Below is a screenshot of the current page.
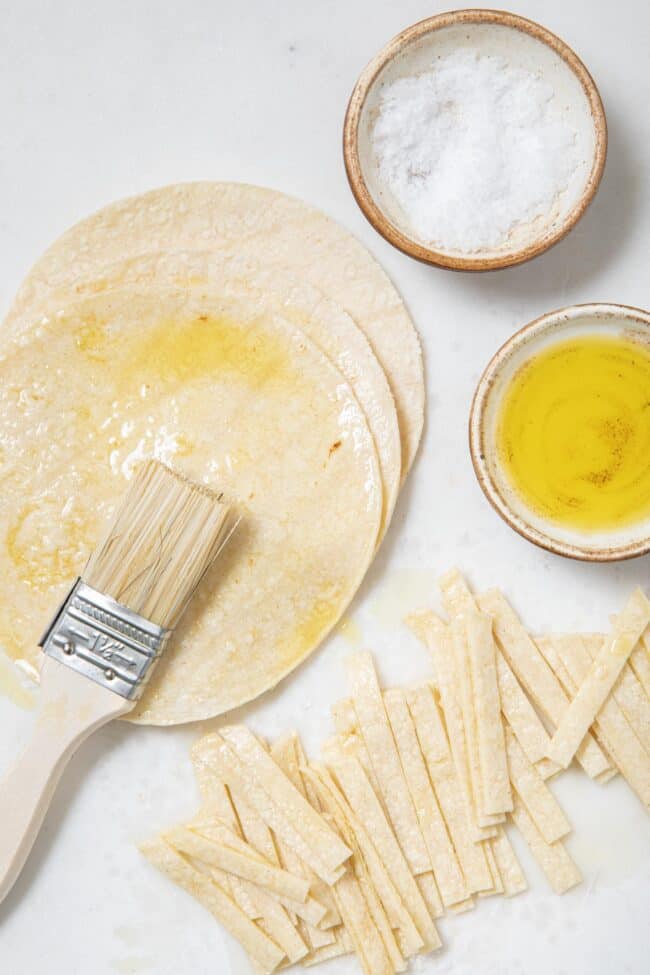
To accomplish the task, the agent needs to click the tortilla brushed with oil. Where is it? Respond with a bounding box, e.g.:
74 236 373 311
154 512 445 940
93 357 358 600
13 251 401 536
7 182 423 476
0 286 382 724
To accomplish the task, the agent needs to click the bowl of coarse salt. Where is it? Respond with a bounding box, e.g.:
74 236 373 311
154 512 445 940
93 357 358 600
343 10 607 271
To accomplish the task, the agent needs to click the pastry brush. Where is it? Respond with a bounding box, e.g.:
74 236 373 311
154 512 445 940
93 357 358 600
0 460 237 905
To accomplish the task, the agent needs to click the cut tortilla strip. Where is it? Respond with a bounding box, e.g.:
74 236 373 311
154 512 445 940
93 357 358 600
416 873 444 919
199 800 312 961
437 570 551 768
383 687 468 907
505 728 571 844
405 682 493 894
291 736 344 931
331 698 383 799
448 897 475 914
490 828 527 896
449 617 504 828
465 611 512 816
439 573 505 827
313 752 425 958
545 636 650 807
535 637 620 779
191 748 240 828
196 732 349 885
478 838 504 898
545 590 650 768
325 749 437 952
534 757 562 782
228 788 332 931
630 630 650 697
509 797 581 895
303 934 353 967
331 868 394 975
190 749 265 920
220 725 352 876
477 590 611 778
304 768 399 975
406 612 496 842
345 653 432 875
140 838 285 974
165 825 310 903
269 736 337 947
496 653 554 766
309 763 419 968
579 635 650 754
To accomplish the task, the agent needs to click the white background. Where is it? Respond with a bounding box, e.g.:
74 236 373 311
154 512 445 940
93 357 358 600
0 1 648 973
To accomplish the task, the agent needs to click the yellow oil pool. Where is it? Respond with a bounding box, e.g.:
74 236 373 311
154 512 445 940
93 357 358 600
497 333 650 531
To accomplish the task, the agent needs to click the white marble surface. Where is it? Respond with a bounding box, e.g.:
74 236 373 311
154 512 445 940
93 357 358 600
0 1 649 973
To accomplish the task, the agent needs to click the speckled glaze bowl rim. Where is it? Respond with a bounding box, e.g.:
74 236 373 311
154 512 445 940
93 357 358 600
343 8 608 272
469 302 650 562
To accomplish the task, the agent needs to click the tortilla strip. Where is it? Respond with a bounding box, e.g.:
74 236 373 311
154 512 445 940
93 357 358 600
197 736 344 886
219 725 351 876
579 635 650 753
190 750 264 919
333 870 394 975
290 737 344 932
439 574 506 828
496 652 553 763
509 797 581 895
303 935 352 967
140 838 285 973
546 590 650 768
405 683 493 894
465 611 512 816
479 839 504 897
490 828 527 896
202 796 313 962
448 897 475 914
535 637 620 777
260 736 336 932
545 636 650 807
304 770 397 975
416 873 444 919
325 748 436 949
406 612 496 842
505 728 570 844
198 732 348 885
438 571 553 770
193 820 329 931
631 630 650 697
310 763 416 969
477 590 611 778
383 687 468 907
315 749 425 957
269 737 336 948
332 698 384 800
449 617 504 827
165 825 309 903
345 653 432 875
534 758 562 782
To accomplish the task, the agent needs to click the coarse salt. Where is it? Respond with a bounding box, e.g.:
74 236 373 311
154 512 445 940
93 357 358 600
371 49 581 252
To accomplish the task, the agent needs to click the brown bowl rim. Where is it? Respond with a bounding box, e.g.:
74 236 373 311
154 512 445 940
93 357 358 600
468 302 650 561
343 8 608 272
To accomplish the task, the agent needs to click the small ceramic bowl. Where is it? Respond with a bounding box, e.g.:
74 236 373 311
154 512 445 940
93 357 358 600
343 10 607 271
469 303 650 561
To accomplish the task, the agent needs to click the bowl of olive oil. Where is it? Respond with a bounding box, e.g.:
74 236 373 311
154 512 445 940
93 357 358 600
470 303 650 561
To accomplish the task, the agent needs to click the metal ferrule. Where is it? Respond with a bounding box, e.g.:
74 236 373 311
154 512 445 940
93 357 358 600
39 579 171 701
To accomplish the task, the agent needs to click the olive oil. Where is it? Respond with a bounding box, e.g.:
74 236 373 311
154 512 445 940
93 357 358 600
497 333 650 531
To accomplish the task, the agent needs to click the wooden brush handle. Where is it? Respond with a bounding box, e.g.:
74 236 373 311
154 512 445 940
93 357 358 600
0 656 131 906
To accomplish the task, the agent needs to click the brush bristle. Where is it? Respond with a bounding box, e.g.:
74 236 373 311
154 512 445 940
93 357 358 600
83 461 237 628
